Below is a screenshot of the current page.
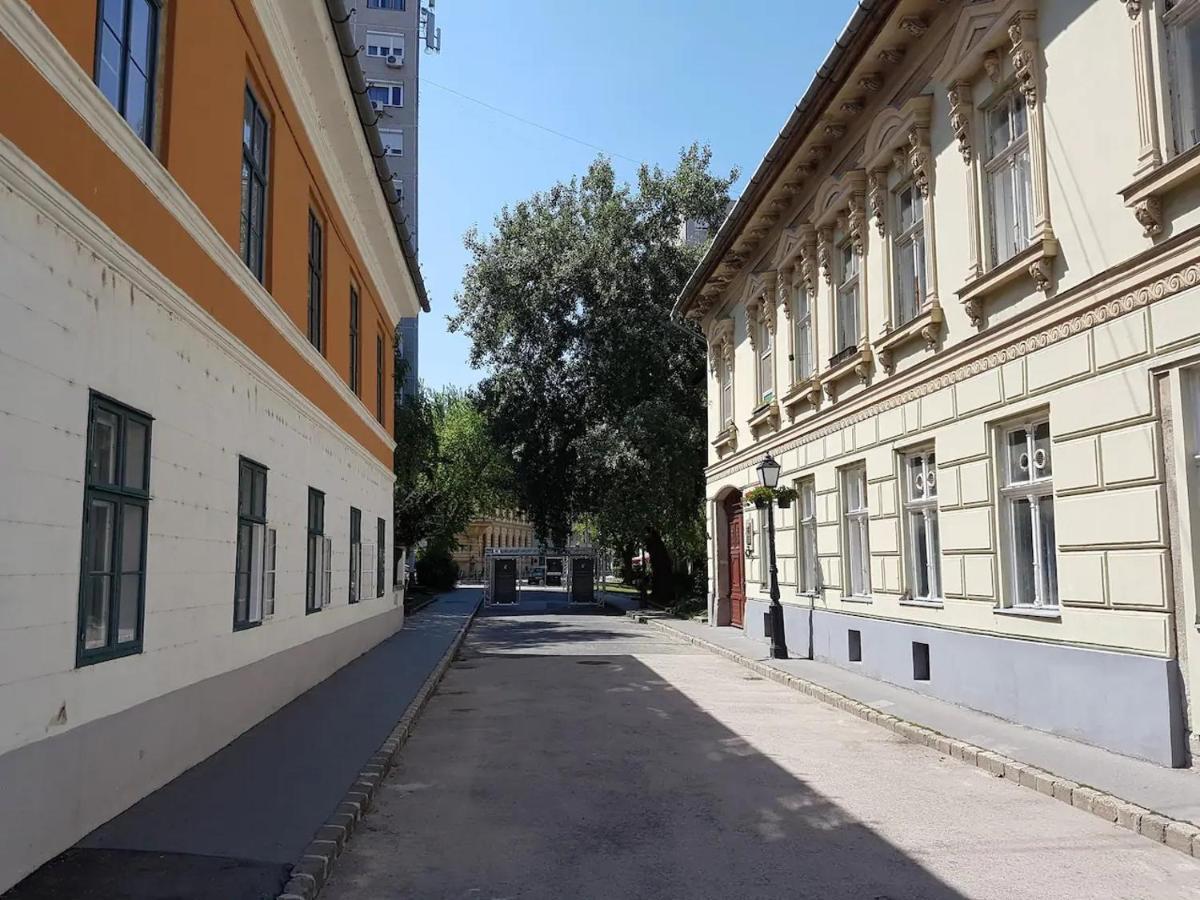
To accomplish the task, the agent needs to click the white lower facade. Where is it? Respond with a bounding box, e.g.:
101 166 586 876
0 143 403 889
706 249 1200 769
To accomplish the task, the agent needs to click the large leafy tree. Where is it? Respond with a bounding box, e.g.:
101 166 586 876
394 383 512 558
452 145 735 604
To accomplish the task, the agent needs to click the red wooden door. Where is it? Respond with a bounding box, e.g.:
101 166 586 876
726 494 746 628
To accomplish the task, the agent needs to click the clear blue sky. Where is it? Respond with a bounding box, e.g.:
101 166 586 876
416 0 855 390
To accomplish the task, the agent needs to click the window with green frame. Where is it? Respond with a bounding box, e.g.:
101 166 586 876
234 457 272 630
377 517 386 597
78 393 152 665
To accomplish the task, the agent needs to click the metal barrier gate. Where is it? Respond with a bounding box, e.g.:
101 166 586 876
569 555 594 604
484 547 599 606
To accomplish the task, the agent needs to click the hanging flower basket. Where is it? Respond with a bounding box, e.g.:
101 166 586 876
746 486 775 510
774 487 798 509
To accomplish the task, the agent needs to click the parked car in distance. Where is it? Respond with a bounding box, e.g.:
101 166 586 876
527 565 545 585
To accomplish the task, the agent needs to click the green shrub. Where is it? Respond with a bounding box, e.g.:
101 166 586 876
416 546 459 591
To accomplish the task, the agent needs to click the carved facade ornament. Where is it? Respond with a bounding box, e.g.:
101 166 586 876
823 121 847 140
1009 18 1038 107
878 47 906 66
1121 0 1142 19
848 194 867 256
947 84 973 163
778 265 794 318
769 197 791 213
964 297 984 327
908 127 932 198
868 170 887 237
899 15 928 37
983 50 1002 83
859 73 884 93
817 228 833 285
809 144 831 160
1029 257 1053 293
745 300 761 352
841 98 866 116
707 318 734 375
799 231 819 297
892 147 908 174
793 161 817 179
1134 197 1163 237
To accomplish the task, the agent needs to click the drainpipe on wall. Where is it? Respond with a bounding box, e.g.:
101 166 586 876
324 0 430 313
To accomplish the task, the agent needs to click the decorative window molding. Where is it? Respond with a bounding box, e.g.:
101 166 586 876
936 2 1056 322
860 95 944 365
743 271 779 414
902 449 942 603
773 226 822 414
997 417 1059 609
708 317 738 456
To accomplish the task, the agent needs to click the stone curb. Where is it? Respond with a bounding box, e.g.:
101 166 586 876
275 598 483 900
633 613 1200 861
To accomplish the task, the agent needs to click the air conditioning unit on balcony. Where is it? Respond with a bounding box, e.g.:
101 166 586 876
386 147 402 156
370 100 383 113
385 53 403 68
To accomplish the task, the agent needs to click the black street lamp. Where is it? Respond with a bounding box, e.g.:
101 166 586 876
757 452 788 660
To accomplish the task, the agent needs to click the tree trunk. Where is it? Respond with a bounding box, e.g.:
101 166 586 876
618 541 636 584
644 527 676 607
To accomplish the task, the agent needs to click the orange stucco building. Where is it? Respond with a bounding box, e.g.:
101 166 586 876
0 0 426 888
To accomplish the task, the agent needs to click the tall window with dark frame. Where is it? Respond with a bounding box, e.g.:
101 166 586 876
307 212 324 351
349 507 362 604
349 285 361 395
95 0 160 146
78 394 151 664
376 333 385 424
240 88 269 282
306 488 331 613
377 517 386 597
234 458 270 629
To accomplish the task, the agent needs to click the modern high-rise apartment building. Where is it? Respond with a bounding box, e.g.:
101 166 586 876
0 0 427 889
356 0 423 396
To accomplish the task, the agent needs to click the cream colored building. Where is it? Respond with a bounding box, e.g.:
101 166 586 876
452 510 538 580
677 0 1200 767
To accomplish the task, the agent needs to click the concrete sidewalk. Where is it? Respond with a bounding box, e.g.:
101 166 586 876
5 591 480 900
641 615 1200 838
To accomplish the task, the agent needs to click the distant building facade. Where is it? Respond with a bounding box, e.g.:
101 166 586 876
453 510 537 580
678 0 1200 769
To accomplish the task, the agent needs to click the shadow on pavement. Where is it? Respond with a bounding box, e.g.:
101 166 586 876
322 618 969 900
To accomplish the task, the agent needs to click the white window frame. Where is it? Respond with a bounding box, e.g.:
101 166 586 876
365 30 405 60
835 240 859 357
902 450 941 602
1166 0 1200 155
999 418 1058 609
793 284 813 382
892 182 926 326
841 465 871 598
758 317 775 404
984 90 1034 268
795 478 819 595
368 82 404 109
380 128 404 159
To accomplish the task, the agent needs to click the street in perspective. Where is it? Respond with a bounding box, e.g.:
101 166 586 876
6 1 1200 899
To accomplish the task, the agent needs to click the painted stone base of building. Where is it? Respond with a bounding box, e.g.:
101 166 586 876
734 598 1186 768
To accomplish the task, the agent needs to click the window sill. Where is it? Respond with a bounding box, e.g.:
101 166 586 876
840 594 874 605
1120 143 1200 238
747 400 780 436
233 619 263 632
711 423 738 455
874 303 944 373
899 598 944 609
781 377 823 415
818 346 873 401
992 605 1061 621
76 642 143 668
957 238 1058 327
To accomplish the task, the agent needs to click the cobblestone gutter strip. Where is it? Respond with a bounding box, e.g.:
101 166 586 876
633 613 1200 860
277 599 483 900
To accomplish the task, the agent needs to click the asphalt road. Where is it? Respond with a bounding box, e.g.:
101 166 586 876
322 602 1200 900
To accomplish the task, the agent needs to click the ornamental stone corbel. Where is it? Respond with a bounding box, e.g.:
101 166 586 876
761 272 779 335
746 301 760 352
983 50 1002 83
817 228 833 284
854 349 872 384
1009 16 1038 107
948 83 973 164
877 346 895 374
848 193 867 256
798 226 819 296
868 170 888 237
965 297 984 328
908 126 932 198
1134 197 1163 237
778 265 795 319
1028 256 1053 293
1121 0 1142 19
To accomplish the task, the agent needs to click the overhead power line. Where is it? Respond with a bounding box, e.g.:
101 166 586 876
422 78 643 166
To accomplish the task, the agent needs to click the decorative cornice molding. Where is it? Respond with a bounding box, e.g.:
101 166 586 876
0 138 397 476
706 255 1200 481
